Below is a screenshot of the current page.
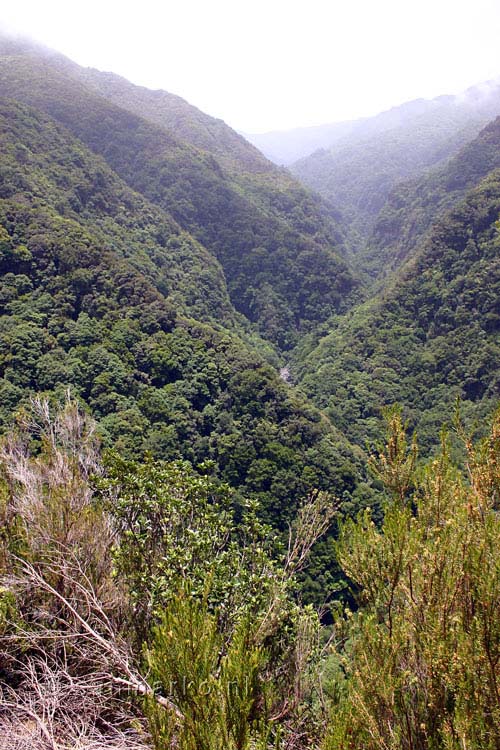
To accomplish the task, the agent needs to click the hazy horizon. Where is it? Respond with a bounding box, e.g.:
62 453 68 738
1 0 500 133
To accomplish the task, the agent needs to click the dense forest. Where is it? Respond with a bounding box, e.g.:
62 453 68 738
295 136 500 451
289 85 500 262
0 33 499 750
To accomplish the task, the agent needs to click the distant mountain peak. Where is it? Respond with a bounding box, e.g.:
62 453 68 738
246 79 500 165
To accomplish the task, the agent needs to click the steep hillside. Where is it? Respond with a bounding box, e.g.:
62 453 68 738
1 32 500 750
0 99 236 328
0 95 370 546
0 32 273 174
362 116 500 279
295 167 500 451
72 69 274 175
0 35 357 350
291 85 500 248
69 62 353 299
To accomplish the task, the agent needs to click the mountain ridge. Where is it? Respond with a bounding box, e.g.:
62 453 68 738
293 121 500 450
290 87 500 246
0 35 358 349
362 114 500 280
0 93 368 536
245 80 500 165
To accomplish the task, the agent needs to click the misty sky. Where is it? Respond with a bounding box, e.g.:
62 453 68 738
2 0 500 133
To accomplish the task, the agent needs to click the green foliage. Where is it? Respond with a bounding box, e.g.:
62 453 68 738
0 96 367 562
0 97 235 327
296 167 500 453
0 45 357 349
1 396 499 749
364 116 500 279
325 411 500 750
92 414 333 748
98 453 280 637
292 93 500 254
2 31 500 750
144 592 277 750
0 72 370 603
0 396 333 747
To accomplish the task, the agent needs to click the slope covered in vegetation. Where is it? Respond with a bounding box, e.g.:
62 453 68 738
295 161 500 451
363 115 500 279
291 86 500 250
247 92 500 165
0 31 499 750
0 96 368 532
1 399 498 750
325 409 500 750
0 36 357 349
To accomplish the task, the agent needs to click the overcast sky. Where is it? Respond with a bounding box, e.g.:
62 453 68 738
2 0 500 133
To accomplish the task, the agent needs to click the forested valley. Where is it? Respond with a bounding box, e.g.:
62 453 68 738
0 34 499 750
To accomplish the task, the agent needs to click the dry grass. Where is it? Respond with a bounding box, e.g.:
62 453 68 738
0 657 150 750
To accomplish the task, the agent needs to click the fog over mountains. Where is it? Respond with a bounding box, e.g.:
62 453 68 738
0 30 500 749
245 78 500 164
